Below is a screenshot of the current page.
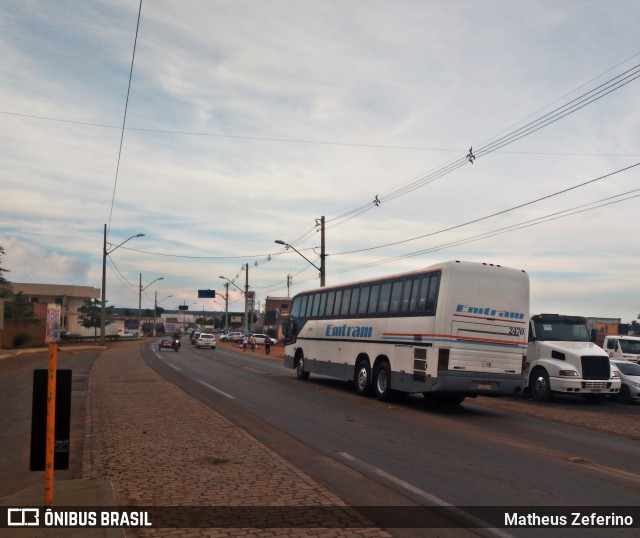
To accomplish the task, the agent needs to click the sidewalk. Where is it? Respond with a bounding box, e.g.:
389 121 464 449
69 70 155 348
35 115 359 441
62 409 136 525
4 341 392 537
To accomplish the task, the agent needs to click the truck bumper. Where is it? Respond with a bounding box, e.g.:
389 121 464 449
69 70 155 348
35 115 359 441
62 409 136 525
551 377 620 394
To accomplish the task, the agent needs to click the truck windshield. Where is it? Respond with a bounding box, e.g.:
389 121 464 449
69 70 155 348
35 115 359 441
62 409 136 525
533 319 590 342
620 340 640 354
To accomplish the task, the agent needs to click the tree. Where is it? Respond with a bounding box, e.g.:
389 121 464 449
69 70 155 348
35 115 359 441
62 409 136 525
78 299 113 340
0 245 11 298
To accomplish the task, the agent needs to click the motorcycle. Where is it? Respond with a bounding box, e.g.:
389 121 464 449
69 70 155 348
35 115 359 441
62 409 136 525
171 336 181 351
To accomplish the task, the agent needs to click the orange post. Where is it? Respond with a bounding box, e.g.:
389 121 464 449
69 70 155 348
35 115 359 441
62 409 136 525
44 343 57 507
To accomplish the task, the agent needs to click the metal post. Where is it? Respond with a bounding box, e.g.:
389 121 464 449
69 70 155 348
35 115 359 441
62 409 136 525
100 224 107 344
44 343 57 507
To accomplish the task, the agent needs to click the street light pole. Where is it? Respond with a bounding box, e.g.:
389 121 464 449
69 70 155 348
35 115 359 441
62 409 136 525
100 224 144 344
138 275 164 338
219 275 246 332
275 222 326 287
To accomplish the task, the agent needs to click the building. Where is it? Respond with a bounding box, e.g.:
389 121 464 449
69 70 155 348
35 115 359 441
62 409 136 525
264 296 292 340
8 283 100 336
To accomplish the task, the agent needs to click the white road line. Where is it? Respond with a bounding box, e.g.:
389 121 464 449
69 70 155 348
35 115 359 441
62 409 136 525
338 451 513 538
167 363 181 372
197 380 236 400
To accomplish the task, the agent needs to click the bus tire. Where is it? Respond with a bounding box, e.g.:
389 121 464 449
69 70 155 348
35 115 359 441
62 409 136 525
374 362 394 401
355 360 373 396
530 369 553 402
296 355 310 380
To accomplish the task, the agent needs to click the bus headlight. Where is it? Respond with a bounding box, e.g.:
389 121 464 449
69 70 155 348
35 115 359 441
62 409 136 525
559 369 578 377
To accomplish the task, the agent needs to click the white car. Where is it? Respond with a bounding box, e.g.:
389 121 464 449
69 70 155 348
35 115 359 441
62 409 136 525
611 360 640 404
196 333 216 349
251 334 278 345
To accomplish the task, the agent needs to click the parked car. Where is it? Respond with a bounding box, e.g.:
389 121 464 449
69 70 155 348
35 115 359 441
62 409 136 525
196 333 216 349
611 360 640 404
220 331 243 342
250 333 278 345
190 331 201 345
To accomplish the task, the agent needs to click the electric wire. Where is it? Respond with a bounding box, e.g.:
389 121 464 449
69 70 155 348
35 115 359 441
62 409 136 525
106 0 143 239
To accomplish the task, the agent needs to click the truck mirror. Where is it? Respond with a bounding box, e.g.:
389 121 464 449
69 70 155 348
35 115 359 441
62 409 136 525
589 328 597 343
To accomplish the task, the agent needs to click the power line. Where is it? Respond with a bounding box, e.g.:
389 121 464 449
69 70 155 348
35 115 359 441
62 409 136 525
331 161 640 256
331 188 640 276
107 0 143 238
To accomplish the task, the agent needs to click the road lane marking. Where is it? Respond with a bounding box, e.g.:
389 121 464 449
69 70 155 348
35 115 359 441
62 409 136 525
338 451 513 538
167 363 181 372
197 380 235 400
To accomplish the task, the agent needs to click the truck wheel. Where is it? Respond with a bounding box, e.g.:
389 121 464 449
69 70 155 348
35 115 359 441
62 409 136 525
531 369 553 402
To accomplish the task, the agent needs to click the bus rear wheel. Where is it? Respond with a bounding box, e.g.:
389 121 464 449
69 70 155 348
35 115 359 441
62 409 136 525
355 360 373 396
296 355 310 380
374 362 394 401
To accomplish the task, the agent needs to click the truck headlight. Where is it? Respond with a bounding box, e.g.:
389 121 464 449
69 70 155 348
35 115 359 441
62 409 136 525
611 370 620 378
559 370 578 377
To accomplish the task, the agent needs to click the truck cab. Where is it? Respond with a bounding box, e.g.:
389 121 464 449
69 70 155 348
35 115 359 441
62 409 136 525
603 335 640 363
524 314 620 402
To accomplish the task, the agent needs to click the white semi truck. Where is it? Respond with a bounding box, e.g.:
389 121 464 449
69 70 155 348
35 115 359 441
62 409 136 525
524 314 620 402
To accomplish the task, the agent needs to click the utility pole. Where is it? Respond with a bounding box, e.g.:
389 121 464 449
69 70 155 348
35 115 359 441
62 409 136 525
244 263 249 334
319 215 326 287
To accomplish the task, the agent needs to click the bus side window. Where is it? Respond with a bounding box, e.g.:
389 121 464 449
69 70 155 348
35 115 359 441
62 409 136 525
367 284 380 314
326 291 336 318
349 287 360 315
358 286 371 314
340 288 352 317
306 294 316 318
389 280 403 314
417 276 430 312
311 293 321 317
400 279 413 313
407 277 420 312
318 292 327 317
426 274 439 314
333 290 343 316
378 282 391 314
300 296 308 318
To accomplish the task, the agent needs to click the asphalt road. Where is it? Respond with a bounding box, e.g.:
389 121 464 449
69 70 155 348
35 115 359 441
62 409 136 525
143 340 640 537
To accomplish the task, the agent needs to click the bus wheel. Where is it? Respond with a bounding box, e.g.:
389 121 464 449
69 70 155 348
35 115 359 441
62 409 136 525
374 362 393 401
530 369 553 402
296 355 310 380
355 360 373 396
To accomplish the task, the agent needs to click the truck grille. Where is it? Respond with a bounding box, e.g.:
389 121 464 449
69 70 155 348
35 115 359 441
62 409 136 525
580 356 610 380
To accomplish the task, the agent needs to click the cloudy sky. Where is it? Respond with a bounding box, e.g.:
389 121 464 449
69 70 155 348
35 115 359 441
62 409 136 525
1 0 639 322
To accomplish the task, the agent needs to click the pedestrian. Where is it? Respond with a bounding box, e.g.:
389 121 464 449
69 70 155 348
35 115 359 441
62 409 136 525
264 337 271 355
242 334 248 351
249 334 256 351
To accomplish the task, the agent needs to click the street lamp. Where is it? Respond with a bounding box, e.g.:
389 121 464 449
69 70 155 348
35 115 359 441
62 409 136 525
275 239 325 287
220 272 249 334
138 275 164 338
100 224 144 344
154 293 172 336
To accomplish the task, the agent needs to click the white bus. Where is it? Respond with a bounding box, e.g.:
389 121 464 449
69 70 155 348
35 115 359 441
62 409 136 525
283 260 529 404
